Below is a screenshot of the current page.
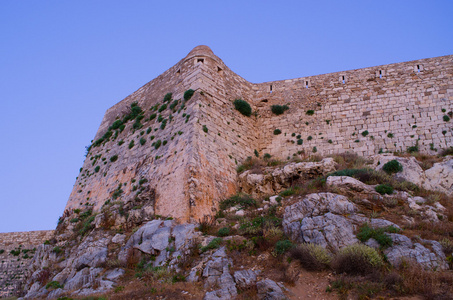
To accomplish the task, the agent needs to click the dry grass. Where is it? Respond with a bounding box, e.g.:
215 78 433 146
395 261 453 298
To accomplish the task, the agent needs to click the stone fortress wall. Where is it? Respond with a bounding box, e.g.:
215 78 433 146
254 55 453 159
64 46 261 222
64 45 452 225
0 230 54 297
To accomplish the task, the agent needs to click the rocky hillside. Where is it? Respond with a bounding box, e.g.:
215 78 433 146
18 150 453 299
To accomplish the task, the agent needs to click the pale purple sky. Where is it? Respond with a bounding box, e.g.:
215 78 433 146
1 0 452 232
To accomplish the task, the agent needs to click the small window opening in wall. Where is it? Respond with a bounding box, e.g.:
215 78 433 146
197 58 204 63
217 66 223 74
270 85 273 93
417 65 420 73
342 76 345 84
176 69 180 74
305 81 309 88
379 70 382 78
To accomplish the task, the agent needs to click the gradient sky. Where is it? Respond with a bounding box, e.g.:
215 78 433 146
0 1 452 233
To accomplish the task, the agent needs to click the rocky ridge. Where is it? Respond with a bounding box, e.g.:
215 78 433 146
16 153 453 299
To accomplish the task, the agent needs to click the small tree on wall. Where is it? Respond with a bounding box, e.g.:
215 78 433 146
233 99 252 117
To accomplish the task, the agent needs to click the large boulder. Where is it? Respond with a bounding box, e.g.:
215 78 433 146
423 158 453 196
372 154 425 186
283 193 363 251
384 234 448 270
118 219 199 269
256 279 287 300
239 158 337 197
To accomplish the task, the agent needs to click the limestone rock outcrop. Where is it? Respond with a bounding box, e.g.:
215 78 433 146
238 158 337 197
372 154 453 196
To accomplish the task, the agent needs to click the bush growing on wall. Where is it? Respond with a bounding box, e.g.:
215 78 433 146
233 99 252 117
184 89 195 101
271 104 289 115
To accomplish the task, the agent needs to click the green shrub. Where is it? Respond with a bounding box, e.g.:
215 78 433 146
375 184 394 195
233 99 252 117
297 139 303 145
45 281 63 290
160 119 167 130
94 166 100 173
273 129 282 135
217 227 231 237
263 153 272 160
387 133 394 138
275 240 293 255
149 113 157 121
201 238 222 252
128 140 135 149
332 244 383 275
110 155 118 162
140 138 146 145
280 187 296 197
313 146 317 153
184 89 195 101
306 110 315 115
154 140 162 149
382 160 403 174
79 215 95 236
109 119 124 131
0 249 4 254
361 130 369 137
220 194 257 210
52 246 63 255
271 105 289 115
169 100 179 111
289 243 332 271
163 140 167 145
307 136 313 140
443 115 451 122
407 144 419 153
202 125 208 133
163 93 172 102
254 149 259 157
356 223 398 248
158 104 167 112
328 139 333 144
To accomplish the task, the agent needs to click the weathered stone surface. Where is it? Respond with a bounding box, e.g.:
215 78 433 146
0 230 54 298
72 238 108 270
326 176 378 195
256 279 287 300
384 234 448 270
424 158 453 196
239 158 337 197
283 193 362 251
373 154 426 186
233 270 257 289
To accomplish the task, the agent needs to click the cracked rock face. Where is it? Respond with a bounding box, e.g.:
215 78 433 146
384 234 448 270
24 219 200 299
238 158 337 197
424 158 453 196
372 154 453 196
283 193 362 251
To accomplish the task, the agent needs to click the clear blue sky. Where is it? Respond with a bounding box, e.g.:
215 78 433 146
0 1 452 232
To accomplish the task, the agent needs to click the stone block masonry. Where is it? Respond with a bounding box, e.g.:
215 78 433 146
256 55 453 158
62 45 452 225
0 230 54 297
